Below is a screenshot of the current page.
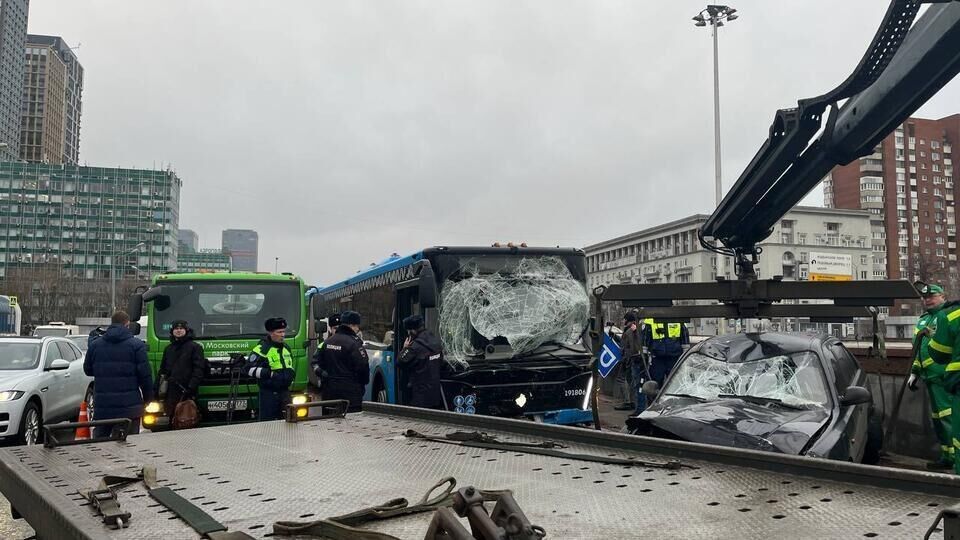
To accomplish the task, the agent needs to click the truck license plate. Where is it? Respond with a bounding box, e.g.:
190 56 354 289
207 400 247 412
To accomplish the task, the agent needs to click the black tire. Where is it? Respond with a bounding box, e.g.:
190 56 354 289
862 409 883 465
17 401 43 446
84 384 95 421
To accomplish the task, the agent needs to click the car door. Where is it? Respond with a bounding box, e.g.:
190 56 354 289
825 340 869 461
58 341 88 416
40 341 70 421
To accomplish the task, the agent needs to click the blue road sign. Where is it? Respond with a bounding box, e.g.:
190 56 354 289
598 333 622 379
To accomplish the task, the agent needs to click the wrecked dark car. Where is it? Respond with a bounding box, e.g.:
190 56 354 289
626 333 882 464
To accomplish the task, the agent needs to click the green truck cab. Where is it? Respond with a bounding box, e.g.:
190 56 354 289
129 271 315 429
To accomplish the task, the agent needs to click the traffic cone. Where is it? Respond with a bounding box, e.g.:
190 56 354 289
76 401 91 440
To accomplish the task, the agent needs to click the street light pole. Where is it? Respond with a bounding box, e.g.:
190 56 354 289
693 5 738 207
110 243 146 314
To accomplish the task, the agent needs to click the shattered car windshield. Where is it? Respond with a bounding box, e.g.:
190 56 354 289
435 255 589 367
663 351 830 408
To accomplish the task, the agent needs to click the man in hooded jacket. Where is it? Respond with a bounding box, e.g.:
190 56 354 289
398 314 444 409
84 311 153 437
156 320 207 419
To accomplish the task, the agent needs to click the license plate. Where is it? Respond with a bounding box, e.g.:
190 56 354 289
207 399 247 412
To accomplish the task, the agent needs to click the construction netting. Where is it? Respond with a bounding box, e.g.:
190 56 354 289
438 256 589 368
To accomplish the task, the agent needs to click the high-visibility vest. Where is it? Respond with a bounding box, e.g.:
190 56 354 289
252 343 293 371
643 318 681 340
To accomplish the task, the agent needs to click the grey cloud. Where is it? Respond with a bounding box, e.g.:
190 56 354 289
29 1 959 286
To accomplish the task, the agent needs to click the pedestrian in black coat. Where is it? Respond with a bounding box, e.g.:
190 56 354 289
83 311 152 437
156 320 206 417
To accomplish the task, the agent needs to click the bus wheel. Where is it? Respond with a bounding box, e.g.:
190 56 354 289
374 380 388 403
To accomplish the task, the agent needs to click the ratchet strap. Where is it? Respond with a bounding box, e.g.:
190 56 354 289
273 477 508 539
404 429 685 470
83 466 255 539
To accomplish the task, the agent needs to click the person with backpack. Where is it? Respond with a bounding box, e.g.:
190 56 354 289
156 320 206 427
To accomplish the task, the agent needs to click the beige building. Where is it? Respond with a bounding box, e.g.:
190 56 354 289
584 206 875 336
19 41 66 164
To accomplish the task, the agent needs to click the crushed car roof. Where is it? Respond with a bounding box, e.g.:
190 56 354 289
694 332 826 363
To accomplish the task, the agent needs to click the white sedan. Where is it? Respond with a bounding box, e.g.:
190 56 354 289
0 337 93 445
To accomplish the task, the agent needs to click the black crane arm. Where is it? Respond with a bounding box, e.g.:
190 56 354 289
700 0 960 279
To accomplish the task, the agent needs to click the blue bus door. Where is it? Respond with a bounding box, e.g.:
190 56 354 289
393 281 420 406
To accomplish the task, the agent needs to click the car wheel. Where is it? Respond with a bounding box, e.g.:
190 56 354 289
84 385 95 420
18 402 43 446
862 409 883 465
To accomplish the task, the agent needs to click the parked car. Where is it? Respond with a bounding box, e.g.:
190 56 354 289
67 335 90 353
0 337 94 445
626 332 882 464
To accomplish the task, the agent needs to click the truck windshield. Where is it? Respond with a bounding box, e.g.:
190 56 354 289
664 351 830 408
152 281 301 339
431 254 589 366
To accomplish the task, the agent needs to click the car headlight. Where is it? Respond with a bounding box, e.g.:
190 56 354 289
291 394 308 405
144 401 162 414
0 391 24 402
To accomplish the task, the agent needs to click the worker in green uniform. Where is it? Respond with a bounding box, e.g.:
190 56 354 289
909 283 956 469
924 284 960 474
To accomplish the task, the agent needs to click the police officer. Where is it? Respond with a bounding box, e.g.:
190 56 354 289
398 315 444 409
314 310 368 412
642 318 690 389
246 317 295 421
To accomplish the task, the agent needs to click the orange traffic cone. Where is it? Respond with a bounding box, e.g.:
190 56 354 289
76 401 91 440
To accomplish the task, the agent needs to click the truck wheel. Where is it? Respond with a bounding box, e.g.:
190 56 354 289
862 409 883 465
18 402 43 446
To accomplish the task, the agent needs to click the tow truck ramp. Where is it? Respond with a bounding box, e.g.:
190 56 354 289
1 403 959 539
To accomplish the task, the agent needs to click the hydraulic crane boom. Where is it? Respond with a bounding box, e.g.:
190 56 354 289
701 0 960 279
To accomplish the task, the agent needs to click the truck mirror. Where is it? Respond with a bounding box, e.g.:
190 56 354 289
642 380 660 398
127 292 144 321
128 322 141 336
315 320 328 335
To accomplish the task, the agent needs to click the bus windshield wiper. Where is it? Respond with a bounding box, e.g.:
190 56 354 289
717 394 805 410
663 393 707 402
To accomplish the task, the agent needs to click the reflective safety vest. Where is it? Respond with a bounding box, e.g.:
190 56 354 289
252 343 293 371
643 318 682 340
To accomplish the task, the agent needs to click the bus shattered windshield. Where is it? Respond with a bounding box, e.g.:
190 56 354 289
434 255 589 366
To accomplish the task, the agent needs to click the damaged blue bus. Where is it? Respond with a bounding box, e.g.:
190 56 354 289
314 245 594 425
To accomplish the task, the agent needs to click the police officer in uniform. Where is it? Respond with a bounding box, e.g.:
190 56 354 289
246 317 295 421
398 315 444 409
314 310 369 412
642 318 690 389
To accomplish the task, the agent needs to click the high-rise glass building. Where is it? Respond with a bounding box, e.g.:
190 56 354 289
222 229 258 272
0 162 181 281
21 35 83 165
0 0 29 161
178 228 198 254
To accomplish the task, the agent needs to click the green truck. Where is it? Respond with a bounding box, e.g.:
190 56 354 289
128 271 316 429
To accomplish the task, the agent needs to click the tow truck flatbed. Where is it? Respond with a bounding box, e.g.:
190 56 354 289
1 403 958 539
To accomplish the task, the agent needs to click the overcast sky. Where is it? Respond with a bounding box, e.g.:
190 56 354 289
29 1 960 285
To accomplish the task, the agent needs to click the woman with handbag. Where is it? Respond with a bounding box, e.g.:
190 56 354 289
156 320 206 427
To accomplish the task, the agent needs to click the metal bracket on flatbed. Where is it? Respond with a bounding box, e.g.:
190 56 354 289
43 418 132 448
285 399 350 422
924 502 960 540
429 486 545 540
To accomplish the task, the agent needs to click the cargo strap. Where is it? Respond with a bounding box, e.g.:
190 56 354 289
273 477 513 539
82 466 254 539
404 429 685 469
